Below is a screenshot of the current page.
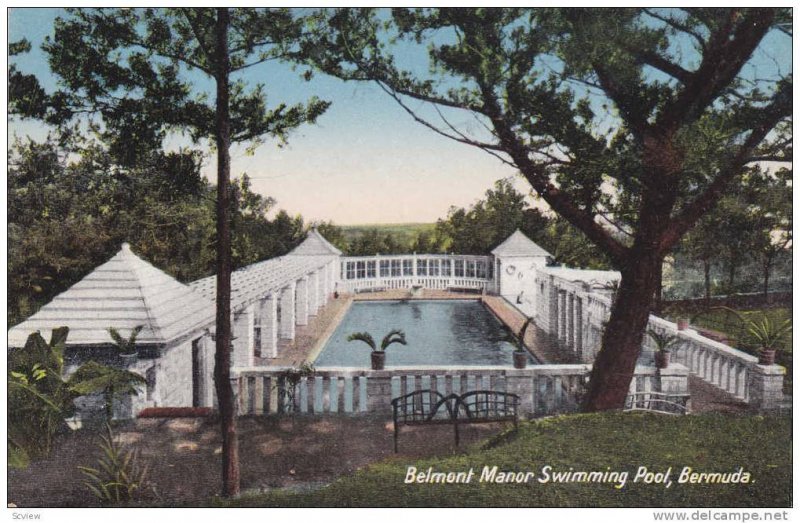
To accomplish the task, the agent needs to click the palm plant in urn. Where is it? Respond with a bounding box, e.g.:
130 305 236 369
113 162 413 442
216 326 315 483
721 308 792 365
647 329 680 369
347 329 407 370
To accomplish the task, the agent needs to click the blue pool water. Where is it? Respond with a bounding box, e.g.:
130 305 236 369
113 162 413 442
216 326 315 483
315 300 537 367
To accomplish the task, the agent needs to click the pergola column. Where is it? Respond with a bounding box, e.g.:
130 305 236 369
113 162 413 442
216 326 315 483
308 271 320 316
260 295 278 358
232 305 254 368
559 290 567 343
548 283 558 336
567 293 575 349
575 297 584 357
279 283 296 340
296 276 309 326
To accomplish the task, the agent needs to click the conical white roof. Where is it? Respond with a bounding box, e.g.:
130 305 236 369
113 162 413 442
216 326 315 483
289 228 342 256
491 229 552 258
8 244 215 348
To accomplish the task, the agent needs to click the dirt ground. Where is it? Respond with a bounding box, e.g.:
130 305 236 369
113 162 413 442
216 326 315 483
8 414 512 507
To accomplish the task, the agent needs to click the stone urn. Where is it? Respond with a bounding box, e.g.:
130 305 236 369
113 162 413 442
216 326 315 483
513 350 528 369
677 318 690 331
655 350 671 369
758 348 777 366
371 351 386 370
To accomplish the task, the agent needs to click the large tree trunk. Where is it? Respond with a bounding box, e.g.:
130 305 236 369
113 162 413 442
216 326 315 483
703 259 712 307
581 251 662 412
212 7 240 498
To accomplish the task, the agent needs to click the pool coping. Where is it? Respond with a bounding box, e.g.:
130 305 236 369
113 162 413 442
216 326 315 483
306 296 354 364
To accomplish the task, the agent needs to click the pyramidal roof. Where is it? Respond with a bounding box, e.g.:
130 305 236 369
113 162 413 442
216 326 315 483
8 244 215 348
288 228 343 256
491 229 552 258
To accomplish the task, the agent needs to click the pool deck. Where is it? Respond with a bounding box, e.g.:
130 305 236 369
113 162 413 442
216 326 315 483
260 290 749 413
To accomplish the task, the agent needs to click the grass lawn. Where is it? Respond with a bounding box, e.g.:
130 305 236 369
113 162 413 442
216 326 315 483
211 412 791 508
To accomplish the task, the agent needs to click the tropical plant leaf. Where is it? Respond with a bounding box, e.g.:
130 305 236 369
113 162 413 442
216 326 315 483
380 329 407 351
347 331 376 350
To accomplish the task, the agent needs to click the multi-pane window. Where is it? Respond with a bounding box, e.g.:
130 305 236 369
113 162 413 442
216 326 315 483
454 259 465 277
403 259 413 276
417 259 427 276
356 261 366 279
476 261 487 279
466 260 476 278
441 259 452 277
429 259 440 276
391 259 402 276
346 261 356 279
366 260 376 278
380 259 391 277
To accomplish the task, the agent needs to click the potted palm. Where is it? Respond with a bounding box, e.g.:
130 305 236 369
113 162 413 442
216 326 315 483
108 326 143 364
722 308 792 365
647 329 680 369
347 329 407 370
511 317 535 369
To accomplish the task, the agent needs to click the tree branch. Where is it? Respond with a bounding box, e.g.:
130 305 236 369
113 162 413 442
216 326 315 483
658 83 791 254
476 80 629 266
655 9 776 133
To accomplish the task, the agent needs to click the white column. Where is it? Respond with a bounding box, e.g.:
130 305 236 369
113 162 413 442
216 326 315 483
308 271 320 315
548 283 558 335
296 276 309 326
260 295 278 358
202 334 215 407
575 297 584 357
567 293 575 350
279 283 296 340
320 264 329 303
559 293 566 344
232 305 254 368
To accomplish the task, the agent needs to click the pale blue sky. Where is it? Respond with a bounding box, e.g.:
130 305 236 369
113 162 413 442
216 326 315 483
8 8 529 225
8 8 791 225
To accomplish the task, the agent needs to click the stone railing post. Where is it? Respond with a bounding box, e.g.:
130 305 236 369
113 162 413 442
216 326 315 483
656 363 689 395
747 364 786 411
506 370 535 418
365 373 393 414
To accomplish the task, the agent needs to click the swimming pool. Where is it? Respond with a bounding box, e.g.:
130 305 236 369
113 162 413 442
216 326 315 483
314 300 537 367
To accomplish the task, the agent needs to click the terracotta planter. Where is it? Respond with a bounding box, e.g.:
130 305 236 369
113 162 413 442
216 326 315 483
513 351 528 369
677 318 689 331
371 351 386 370
758 348 776 366
655 351 670 369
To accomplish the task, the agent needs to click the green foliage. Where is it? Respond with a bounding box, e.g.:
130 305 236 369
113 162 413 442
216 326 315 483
107 326 144 356
719 307 792 352
347 329 407 352
435 179 547 256
78 424 149 505
7 140 309 326
275 362 316 412
646 329 680 353
346 332 376 351
379 329 407 351
68 362 147 420
337 223 449 256
8 327 75 464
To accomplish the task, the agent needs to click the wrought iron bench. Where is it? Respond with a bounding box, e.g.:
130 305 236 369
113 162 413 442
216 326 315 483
390 389 520 452
623 392 691 415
